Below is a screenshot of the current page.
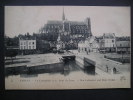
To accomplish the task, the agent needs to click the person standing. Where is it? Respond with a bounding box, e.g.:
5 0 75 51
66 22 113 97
113 67 117 74
106 65 108 72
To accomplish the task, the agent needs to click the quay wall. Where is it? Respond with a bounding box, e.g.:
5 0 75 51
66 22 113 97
5 62 64 76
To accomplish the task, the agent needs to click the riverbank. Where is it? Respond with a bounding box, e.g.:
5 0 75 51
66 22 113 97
5 53 63 68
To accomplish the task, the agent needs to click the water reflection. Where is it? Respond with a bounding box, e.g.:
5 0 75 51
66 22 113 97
5 60 95 78
20 74 38 78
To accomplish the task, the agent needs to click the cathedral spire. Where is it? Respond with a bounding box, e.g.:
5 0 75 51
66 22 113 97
62 7 65 21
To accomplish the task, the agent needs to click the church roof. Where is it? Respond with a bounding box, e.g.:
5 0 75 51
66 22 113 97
47 20 63 25
68 21 86 25
47 20 86 26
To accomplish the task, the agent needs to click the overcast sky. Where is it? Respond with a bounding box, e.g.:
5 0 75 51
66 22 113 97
5 6 130 38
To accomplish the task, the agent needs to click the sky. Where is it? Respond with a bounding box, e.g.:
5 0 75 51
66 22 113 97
5 6 130 38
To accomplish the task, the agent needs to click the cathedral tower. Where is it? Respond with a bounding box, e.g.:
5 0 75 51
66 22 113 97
85 17 92 37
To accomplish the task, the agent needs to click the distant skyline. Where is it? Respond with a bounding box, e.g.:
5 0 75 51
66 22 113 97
5 6 130 38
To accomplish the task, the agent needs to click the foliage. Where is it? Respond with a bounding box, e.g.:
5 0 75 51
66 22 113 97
5 49 18 58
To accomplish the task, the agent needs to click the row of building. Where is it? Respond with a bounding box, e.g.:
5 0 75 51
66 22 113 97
18 32 130 54
78 33 130 54
6 8 130 55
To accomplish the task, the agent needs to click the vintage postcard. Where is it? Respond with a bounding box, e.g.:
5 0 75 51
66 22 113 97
5 6 131 89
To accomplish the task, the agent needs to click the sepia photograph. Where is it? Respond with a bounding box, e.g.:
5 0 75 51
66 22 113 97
4 6 131 89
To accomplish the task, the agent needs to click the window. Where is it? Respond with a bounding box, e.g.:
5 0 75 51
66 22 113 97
85 48 87 51
120 44 122 47
128 43 130 47
29 42 31 45
29 46 31 49
21 42 23 45
33 42 34 44
85 30 87 33
112 40 114 42
21 46 23 49
33 46 34 49
78 48 80 51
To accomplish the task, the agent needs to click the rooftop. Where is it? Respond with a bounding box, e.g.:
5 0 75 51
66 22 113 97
46 20 86 26
103 33 115 39
116 41 130 47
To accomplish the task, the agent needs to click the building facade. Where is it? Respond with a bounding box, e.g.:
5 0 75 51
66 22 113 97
19 37 36 55
116 41 130 54
78 36 99 53
100 33 116 52
78 40 87 53
19 39 36 50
